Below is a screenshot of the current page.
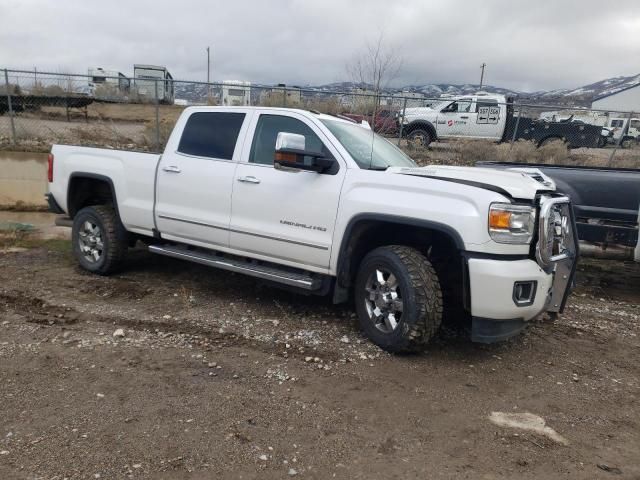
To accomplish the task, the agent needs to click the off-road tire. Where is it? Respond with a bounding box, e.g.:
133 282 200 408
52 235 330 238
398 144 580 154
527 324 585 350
72 205 128 275
354 245 443 353
407 128 433 148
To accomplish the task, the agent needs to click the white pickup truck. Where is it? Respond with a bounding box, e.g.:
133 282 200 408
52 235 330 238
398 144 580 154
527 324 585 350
46 106 578 352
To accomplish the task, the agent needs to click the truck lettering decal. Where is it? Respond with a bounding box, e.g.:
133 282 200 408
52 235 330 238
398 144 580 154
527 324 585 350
280 220 327 232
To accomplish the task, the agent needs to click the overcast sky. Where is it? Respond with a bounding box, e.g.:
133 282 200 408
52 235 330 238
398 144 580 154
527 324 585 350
1 0 639 92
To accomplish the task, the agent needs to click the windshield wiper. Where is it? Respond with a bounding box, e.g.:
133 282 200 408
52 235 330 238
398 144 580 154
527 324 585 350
368 166 389 171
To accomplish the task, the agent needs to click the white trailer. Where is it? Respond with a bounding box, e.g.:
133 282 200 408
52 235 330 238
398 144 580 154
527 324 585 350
88 67 130 95
134 65 174 104
221 80 251 106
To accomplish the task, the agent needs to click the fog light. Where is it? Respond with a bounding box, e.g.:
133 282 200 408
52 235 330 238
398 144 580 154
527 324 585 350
513 281 537 306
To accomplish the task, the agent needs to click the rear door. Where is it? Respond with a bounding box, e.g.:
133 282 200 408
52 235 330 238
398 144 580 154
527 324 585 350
473 98 502 139
229 111 345 271
155 109 252 248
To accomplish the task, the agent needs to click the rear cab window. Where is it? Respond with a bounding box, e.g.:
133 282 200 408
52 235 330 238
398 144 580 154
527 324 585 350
178 112 246 160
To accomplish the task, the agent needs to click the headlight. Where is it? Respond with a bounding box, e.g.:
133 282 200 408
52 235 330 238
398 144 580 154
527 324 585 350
489 203 535 244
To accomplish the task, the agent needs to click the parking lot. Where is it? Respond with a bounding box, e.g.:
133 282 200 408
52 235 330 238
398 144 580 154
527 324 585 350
0 214 639 479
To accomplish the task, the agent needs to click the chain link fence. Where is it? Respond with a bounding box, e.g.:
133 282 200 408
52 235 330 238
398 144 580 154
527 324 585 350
1 68 639 168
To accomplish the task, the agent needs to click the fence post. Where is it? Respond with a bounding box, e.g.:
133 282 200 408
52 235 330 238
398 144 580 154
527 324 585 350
154 79 160 152
4 69 17 145
397 97 407 146
608 111 633 166
509 106 522 151
282 86 287 107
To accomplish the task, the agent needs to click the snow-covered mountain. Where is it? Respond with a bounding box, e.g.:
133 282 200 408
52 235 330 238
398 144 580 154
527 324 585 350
318 74 640 102
536 73 640 100
174 74 640 106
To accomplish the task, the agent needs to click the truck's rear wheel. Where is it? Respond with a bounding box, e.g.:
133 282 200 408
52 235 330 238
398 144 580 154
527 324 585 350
72 205 128 275
354 246 443 353
407 129 432 148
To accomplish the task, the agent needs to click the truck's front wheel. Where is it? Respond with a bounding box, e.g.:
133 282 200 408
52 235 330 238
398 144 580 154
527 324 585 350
354 246 443 353
72 205 128 275
407 129 432 148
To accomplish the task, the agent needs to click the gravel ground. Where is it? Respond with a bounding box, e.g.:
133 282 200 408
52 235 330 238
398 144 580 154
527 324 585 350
0 216 639 479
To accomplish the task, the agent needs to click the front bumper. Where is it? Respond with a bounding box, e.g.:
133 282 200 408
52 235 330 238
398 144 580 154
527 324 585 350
467 195 579 343
467 258 553 322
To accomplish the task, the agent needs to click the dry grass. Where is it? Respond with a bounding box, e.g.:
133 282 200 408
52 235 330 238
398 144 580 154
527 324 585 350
0 201 48 212
33 102 186 124
3 100 639 167
142 119 175 150
401 139 640 169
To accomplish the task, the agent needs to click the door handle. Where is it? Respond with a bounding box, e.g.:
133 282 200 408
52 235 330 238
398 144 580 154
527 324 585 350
460 115 469 119
162 165 181 173
237 176 261 184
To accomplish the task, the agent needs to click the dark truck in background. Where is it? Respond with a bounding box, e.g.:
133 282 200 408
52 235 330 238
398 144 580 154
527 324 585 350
479 162 640 262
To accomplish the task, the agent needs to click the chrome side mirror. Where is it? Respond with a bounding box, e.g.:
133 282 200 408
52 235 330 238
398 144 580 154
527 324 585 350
276 132 306 151
274 131 334 173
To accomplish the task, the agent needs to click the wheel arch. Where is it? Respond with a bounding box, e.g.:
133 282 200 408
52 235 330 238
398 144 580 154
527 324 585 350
333 214 464 302
404 120 437 140
67 172 120 219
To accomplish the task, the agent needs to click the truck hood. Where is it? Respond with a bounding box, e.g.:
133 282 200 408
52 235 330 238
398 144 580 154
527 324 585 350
387 165 555 200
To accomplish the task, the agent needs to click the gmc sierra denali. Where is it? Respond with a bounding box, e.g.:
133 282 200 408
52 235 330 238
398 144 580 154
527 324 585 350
46 106 578 352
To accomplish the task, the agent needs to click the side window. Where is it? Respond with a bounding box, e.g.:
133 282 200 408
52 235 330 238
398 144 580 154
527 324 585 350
610 119 623 128
178 112 245 160
249 114 328 165
442 100 471 113
457 99 472 113
442 102 457 113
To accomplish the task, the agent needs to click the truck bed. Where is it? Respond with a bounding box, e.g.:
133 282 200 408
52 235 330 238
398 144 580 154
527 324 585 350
48 145 160 237
502 117 603 148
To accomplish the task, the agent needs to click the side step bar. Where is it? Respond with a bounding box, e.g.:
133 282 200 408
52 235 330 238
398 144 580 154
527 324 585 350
54 216 73 228
148 244 322 290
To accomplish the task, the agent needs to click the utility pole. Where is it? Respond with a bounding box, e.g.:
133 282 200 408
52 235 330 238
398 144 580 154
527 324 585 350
479 62 486 90
206 46 212 102
206 46 210 84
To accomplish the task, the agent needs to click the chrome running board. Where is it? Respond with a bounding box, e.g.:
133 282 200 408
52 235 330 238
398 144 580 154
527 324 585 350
148 244 321 290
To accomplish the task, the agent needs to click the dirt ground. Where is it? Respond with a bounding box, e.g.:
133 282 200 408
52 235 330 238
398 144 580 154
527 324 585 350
0 213 639 479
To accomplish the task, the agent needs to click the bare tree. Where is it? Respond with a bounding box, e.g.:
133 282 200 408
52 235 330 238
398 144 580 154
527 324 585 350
346 33 403 119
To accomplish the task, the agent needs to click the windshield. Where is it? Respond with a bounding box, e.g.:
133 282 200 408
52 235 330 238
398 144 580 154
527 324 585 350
321 119 417 170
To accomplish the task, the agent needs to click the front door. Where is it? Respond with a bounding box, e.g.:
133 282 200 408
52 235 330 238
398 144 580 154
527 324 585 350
436 98 473 137
229 111 345 271
155 109 252 249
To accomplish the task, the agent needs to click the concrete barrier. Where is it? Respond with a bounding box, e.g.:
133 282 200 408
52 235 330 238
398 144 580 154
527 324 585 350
0 151 48 207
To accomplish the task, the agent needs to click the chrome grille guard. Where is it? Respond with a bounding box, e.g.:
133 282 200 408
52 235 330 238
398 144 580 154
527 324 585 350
535 195 580 313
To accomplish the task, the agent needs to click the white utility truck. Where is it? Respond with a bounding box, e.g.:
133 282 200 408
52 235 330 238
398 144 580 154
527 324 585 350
46 107 578 352
401 93 604 148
